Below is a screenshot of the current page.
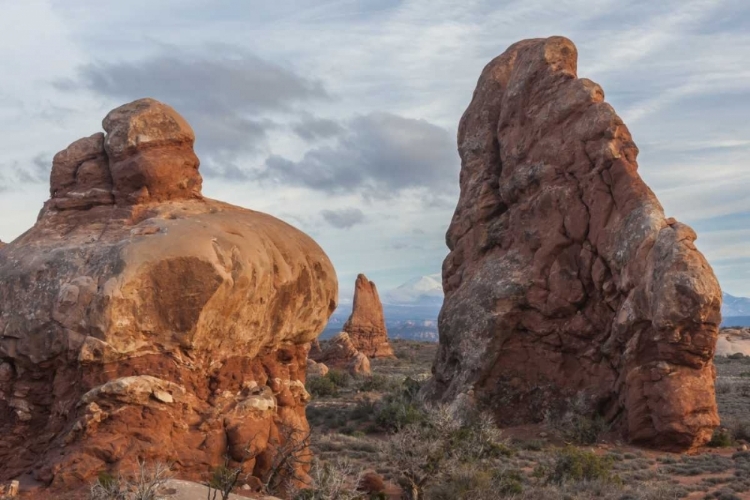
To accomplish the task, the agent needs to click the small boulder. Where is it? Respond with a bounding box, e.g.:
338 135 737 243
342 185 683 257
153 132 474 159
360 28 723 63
319 332 372 376
306 358 329 378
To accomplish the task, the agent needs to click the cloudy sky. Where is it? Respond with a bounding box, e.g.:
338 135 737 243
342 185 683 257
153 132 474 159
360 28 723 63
1 0 749 299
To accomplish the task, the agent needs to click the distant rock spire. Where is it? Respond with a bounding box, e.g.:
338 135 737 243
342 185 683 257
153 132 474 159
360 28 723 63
343 274 394 358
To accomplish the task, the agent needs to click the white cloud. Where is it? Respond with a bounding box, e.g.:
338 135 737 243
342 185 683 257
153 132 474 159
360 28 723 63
1 0 749 293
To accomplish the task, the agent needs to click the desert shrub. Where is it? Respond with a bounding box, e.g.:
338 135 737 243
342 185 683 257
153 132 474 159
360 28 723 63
90 471 126 500
355 374 392 392
538 446 617 485
293 457 363 500
307 376 338 398
130 460 172 500
375 398 424 432
516 439 545 451
716 379 735 394
708 428 735 448
519 480 686 500
326 369 352 388
443 410 514 460
373 377 426 432
89 461 171 500
727 419 750 442
426 464 523 500
740 372 750 378
544 392 609 445
381 405 515 500
207 462 243 500
350 398 377 423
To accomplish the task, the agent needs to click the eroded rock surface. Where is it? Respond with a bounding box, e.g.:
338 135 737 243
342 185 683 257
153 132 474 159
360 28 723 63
424 37 721 451
0 98 337 492
319 332 371 376
343 274 394 358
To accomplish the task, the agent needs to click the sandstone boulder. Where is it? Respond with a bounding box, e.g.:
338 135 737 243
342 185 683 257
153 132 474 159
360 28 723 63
716 328 750 357
0 98 337 492
306 358 329 378
343 274 394 358
319 332 371 376
424 37 722 451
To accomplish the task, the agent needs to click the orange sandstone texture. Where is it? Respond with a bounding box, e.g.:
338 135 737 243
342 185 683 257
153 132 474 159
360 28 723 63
423 37 722 451
343 274 394 358
0 99 337 491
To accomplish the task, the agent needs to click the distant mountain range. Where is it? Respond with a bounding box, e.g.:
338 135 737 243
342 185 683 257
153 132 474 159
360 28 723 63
324 282 750 338
721 292 750 327
722 293 750 317
382 274 443 306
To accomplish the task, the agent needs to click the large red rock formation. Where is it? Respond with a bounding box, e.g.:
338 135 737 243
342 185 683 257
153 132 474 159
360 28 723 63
343 274 394 358
0 99 337 493
424 37 722 451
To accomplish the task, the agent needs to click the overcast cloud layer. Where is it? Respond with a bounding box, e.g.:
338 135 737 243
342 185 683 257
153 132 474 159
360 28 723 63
0 0 749 298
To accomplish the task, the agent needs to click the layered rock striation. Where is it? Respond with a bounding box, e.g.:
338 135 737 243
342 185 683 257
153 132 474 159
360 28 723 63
425 37 722 450
343 274 394 358
0 99 337 490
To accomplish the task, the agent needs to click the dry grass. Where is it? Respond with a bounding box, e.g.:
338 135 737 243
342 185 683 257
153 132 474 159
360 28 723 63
303 343 750 500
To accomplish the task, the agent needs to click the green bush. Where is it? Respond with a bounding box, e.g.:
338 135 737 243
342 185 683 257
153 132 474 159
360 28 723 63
306 376 338 398
729 420 750 442
544 393 609 445
708 428 734 448
426 467 523 500
351 398 377 422
325 369 351 388
375 398 424 432
306 370 353 398
542 446 617 485
356 374 391 392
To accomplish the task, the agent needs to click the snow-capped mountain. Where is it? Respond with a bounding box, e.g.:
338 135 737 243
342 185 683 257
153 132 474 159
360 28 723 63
322 275 444 341
382 273 443 305
722 292 750 317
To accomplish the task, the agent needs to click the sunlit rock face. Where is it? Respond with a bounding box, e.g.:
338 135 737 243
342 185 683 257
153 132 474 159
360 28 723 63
0 98 337 490
424 37 722 451
343 274 394 358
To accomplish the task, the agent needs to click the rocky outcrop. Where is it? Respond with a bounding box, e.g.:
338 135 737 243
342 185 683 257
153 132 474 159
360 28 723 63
716 328 750 357
308 338 323 362
319 333 371 376
0 99 337 493
425 37 722 451
343 274 394 358
306 359 329 378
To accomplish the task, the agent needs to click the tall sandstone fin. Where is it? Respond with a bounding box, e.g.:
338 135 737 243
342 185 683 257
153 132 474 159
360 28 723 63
424 37 722 451
343 274 394 358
